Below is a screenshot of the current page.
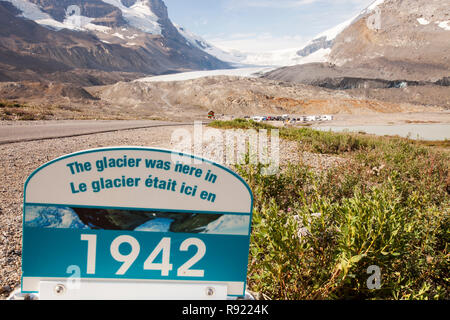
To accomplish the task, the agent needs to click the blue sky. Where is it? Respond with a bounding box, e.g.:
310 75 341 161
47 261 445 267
164 0 376 52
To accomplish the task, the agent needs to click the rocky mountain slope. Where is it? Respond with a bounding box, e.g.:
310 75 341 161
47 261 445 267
264 0 450 84
0 0 229 85
1 75 445 121
87 76 444 120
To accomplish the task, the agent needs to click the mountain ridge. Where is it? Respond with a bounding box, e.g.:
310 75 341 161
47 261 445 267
264 0 450 84
0 0 230 85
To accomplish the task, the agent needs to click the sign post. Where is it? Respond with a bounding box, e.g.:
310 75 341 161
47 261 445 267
21 147 253 300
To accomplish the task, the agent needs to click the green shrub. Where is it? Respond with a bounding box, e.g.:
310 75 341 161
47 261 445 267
242 165 448 300
209 119 274 130
211 120 450 300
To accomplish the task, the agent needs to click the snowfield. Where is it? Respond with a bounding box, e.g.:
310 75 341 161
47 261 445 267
4 0 162 34
101 0 162 34
175 24 247 66
136 67 275 82
4 0 74 30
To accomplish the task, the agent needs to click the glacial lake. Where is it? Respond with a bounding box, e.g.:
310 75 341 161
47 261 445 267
312 124 450 141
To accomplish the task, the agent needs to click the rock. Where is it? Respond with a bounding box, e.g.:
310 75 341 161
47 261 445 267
0 285 11 294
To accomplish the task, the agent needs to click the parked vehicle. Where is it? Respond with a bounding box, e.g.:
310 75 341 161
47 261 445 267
252 116 265 122
247 114 333 123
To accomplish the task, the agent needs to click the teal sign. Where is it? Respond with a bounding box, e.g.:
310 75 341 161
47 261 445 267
21 148 253 297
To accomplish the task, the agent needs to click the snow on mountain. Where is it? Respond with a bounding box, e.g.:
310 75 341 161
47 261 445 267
293 15 359 65
137 66 274 82
0 0 229 84
175 24 247 65
4 0 234 65
365 0 386 12
292 0 387 65
317 16 357 43
101 0 161 34
294 48 331 64
3 0 72 30
3 0 114 32
5 0 237 66
236 48 302 67
4 0 160 34
202 39 332 67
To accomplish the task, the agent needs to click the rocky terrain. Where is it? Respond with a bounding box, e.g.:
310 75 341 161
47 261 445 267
1 75 446 122
329 0 449 80
265 0 450 85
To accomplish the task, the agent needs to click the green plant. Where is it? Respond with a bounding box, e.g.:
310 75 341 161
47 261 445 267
211 120 449 300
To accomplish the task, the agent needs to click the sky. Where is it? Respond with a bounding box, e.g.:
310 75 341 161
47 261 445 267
164 0 376 52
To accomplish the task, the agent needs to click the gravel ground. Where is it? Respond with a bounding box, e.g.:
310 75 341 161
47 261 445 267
0 124 344 299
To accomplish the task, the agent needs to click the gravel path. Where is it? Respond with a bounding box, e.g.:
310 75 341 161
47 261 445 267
0 124 344 298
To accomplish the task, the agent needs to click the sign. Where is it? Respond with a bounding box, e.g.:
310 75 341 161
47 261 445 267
21 147 253 298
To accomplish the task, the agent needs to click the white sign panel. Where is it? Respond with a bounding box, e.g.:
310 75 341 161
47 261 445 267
21 147 253 298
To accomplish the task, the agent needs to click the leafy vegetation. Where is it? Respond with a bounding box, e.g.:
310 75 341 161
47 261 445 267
209 120 449 300
209 118 274 131
0 100 55 120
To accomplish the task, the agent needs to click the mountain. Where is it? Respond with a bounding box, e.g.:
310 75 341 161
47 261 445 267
264 0 450 83
294 15 357 64
174 24 247 66
294 0 387 64
0 0 230 85
197 1 386 68
328 0 449 80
